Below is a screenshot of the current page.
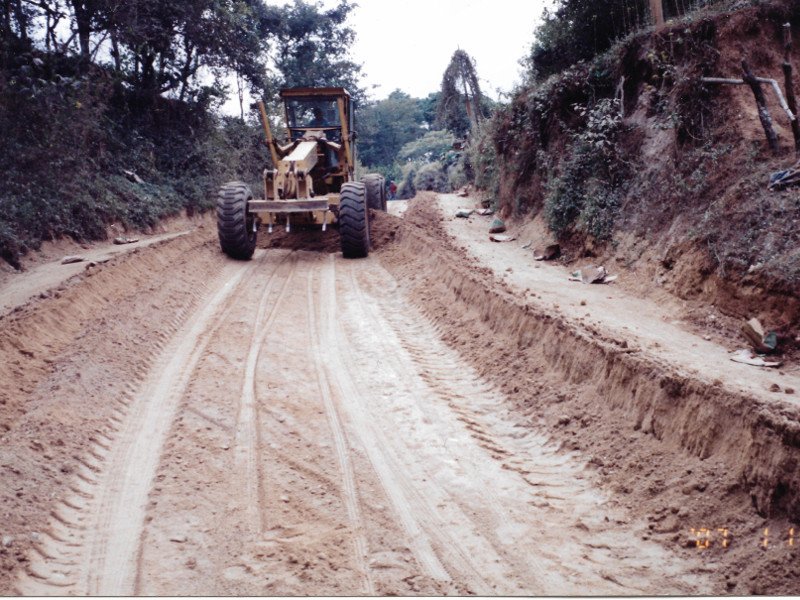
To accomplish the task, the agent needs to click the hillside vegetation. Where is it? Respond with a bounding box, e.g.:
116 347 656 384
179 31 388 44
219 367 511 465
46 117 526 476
0 0 362 268
357 50 494 199
472 0 800 328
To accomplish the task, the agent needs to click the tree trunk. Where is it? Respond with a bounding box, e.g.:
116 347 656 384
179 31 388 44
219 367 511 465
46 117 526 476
110 30 121 72
45 3 64 54
237 71 244 122
2 0 12 41
141 52 156 92
178 39 194 102
11 0 27 42
44 9 52 51
782 23 800 155
650 0 664 27
461 73 475 128
70 0 92 63
742 59 780 154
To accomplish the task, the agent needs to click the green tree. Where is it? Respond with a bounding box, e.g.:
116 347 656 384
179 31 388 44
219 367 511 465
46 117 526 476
398 130 455 163
4 0 361 103
357 89 424 168
266 0 364 103
0 0 367 268
437 49 485 137
527 0 709 80
107 0 269 99
418 92 440 129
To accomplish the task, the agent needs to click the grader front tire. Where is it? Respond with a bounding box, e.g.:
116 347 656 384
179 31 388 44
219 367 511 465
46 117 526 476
361 173 386 211
339 182 370 259
217 182 257 260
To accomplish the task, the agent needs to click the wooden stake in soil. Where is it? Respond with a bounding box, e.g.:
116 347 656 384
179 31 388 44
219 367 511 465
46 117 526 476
742 59 780 154
782 23 800 155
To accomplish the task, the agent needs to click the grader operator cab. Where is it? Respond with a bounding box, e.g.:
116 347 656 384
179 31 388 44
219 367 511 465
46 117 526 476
216 87 386 260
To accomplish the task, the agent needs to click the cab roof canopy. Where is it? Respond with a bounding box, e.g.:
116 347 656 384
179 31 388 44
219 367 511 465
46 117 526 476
279 87 351 99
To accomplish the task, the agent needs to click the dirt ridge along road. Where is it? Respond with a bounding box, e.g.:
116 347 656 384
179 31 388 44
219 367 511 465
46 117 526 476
0 229 230 595
378 193 800 595
0 231 192 318
337 255 709 595
14 247 279 595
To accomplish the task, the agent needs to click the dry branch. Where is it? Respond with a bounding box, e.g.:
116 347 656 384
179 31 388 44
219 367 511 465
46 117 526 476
702 77 795 121
782 23 800 154
742 60 779 153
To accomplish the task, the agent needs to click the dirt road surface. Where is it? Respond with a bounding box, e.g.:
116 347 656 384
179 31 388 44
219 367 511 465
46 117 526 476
1 194 798 595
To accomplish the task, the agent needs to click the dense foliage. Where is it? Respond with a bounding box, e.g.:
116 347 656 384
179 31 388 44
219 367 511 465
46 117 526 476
469 0 800 307
357 49 492 198
437 49 488 137
0 0 362 267
528 0 717 80
357 90 425 170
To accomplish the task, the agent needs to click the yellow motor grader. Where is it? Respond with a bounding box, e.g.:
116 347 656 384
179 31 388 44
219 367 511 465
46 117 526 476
216 87 386 260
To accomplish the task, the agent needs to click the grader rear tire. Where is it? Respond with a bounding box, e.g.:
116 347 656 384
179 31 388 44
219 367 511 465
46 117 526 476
339 182 369 259
361 173 386 211
217 182 257 260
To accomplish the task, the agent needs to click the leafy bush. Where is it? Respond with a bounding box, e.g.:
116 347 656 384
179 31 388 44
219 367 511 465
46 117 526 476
544 98 628 239
397 163 418 199
465 120 500 198
0 53 267 268
413 162 450 193
446 160 469 190
398 130 456 162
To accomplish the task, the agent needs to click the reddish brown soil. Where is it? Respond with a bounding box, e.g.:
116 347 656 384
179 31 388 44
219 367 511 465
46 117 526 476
258 210 400 254
0 196 797 595
379 193 800 595
0 230 228 591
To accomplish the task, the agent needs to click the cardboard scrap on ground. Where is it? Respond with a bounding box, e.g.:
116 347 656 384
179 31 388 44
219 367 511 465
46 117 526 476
569 265 618 284
488 218 506 234
455 209 474 218
741 317 778 354
730 348 782 368
489 233 517 243
123 169 145 184
61 255 85 265
113 236 140 245
477 208 494 216
534 243 561 261
769 160 800 190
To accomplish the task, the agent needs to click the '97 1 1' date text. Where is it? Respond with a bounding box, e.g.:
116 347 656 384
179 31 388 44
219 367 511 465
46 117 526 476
689 527 795 549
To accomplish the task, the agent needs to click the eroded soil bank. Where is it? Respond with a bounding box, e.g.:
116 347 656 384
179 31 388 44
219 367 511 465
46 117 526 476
378 193 800 595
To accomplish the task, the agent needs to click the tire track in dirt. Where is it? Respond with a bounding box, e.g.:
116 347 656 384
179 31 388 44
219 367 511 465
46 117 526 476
342 260 554 593
235 251 298 533
134 251 422 595
14 251 273 596
338 257 711 595
341 261 526 594
305 258 374 595
317 255 457 588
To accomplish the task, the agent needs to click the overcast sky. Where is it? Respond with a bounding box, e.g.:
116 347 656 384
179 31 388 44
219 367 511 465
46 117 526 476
222 1 551 114
349 0 552 100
